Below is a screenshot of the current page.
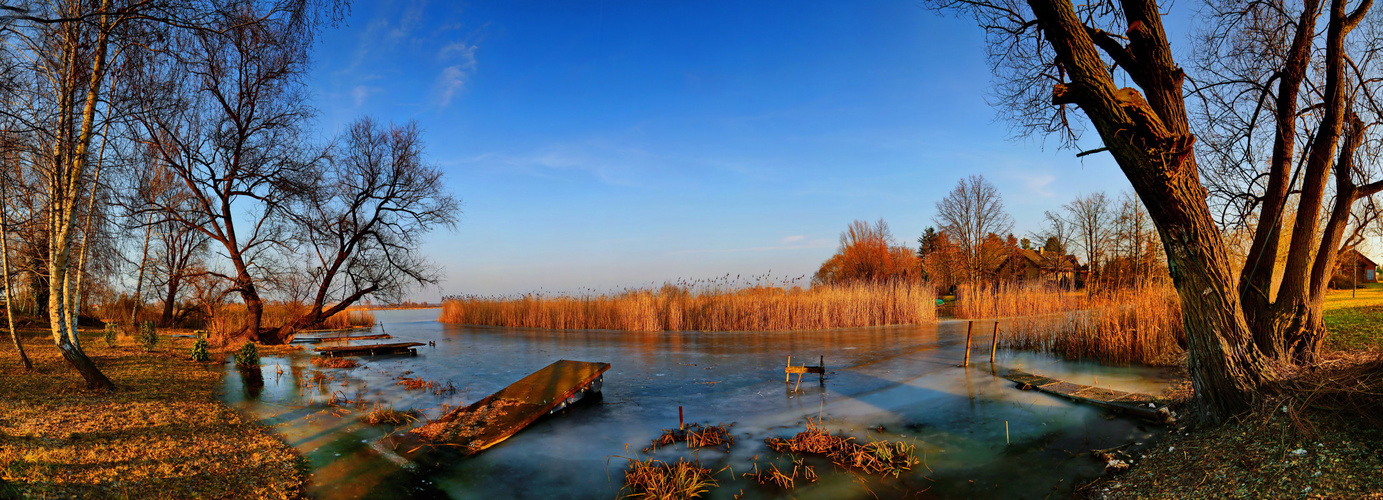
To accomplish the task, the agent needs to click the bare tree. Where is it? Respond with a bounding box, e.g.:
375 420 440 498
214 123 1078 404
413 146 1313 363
932 0 1282 419
1192 0 1383 363
273 118 459 338
1063 192 1114 279
933 174 1014 283
0 137 31 370
127 5 323 345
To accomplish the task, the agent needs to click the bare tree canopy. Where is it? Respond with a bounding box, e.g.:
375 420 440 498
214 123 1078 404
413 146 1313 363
933 174 1015 282
274 117 460 338
930 0 1288 419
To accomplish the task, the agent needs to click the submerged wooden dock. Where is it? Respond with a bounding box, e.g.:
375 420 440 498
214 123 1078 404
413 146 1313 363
392 359 610 456
1002 369 1173 423
315 341 424 357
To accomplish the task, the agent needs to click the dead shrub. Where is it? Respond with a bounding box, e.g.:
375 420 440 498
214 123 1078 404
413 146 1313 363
643 422 735 453
618 457 722 500
764 418 919 477
310 357 358 369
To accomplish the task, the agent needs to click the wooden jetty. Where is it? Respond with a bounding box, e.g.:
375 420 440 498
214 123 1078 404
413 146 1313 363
293 333 393 344
315 341 424 357
1003 369 1173 423
390 360 611 457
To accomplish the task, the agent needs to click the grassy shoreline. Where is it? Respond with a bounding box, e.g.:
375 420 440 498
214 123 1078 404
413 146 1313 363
0 330 306 499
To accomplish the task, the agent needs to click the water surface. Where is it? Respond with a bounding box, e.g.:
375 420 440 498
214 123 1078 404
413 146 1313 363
222 309 1174 499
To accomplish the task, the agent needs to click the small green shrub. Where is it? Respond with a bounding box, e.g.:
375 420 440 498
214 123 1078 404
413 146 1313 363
234 341 260 369
137 321 158 352
103 323 118 348
190 337 210 362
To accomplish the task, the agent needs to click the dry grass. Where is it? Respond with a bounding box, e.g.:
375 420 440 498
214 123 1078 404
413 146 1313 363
643 422 735 453
439 281 935 332
960 282 1185 365
742 458 817 489
309 357 358 369
0 330 306 499
361 403 420 426
617 457 722 500
764 418 919 477
208 302 375 336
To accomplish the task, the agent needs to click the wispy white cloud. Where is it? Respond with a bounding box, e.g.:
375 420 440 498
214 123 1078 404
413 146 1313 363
436 41 478 107
781 235 805 243
351 85 379 107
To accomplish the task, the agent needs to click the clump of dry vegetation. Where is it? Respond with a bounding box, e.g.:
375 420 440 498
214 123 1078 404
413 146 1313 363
742 458 817 489
439 279 935 332
397 375 436 391
0 330 306 499
765 419 919 477
618 457 722 500
361 403 421 426
959 282 1184 365
310 356 359 369
644 422 735 453
316 308 376 330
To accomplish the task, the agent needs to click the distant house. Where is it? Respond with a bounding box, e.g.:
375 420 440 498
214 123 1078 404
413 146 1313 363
1333 249 1378 286
997 248 1086 287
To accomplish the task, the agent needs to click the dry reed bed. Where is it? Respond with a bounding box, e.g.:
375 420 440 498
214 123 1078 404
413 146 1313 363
764 418 919 477
959 282 1185 366
618 457 722 500
207 302 375 336
643 422 735 453
439 282 935 332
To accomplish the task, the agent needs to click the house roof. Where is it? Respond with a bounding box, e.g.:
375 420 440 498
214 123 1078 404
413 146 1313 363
1344 248 1378 268
1011 249 1084 270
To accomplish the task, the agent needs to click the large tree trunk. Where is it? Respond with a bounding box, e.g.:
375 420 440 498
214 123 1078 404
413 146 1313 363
1239 0 1323 358
160 275 181 327
1029 0 1278 419
1265 0 1370 363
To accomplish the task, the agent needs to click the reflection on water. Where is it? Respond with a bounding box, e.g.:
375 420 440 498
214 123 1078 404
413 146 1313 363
221 309 1174 499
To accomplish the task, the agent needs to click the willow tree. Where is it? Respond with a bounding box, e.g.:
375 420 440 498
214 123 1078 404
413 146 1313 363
932 0 1283 419
937 0 1383 419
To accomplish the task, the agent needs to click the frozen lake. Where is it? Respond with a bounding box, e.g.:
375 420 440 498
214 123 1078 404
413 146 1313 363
221 308 1174 499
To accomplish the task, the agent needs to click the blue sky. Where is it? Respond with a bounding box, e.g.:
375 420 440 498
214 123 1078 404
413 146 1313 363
307 1 1150 300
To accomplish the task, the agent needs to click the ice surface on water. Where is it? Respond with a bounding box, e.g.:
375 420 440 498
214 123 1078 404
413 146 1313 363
222 310 1172 499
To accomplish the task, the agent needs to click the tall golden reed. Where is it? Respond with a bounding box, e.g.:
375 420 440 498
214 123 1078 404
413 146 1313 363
212 302 375 334
957 282 1184 365
438 282 936 332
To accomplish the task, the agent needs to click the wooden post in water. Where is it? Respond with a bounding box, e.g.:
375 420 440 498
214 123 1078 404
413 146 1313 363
785 356 791 383
989 321 999 365
679 406 684 430
962 320 973 367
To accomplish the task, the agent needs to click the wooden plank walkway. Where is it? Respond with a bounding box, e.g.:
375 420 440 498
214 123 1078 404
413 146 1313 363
314 342 423 357
1003 369 1173 423
391 360 610 457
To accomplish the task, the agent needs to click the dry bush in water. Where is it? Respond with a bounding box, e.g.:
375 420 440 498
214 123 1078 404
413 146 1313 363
764 418 919 477
743 459 817 489
618 457 722 500
644 422 735 453
362 403 421 426
959 282 1184 365
440 281 935 332
310 357 358 369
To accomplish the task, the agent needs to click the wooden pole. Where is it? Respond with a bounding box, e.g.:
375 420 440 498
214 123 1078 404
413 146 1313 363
989 321 999 364
785 356 791 383
679 406 684 430
962 320 973 367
